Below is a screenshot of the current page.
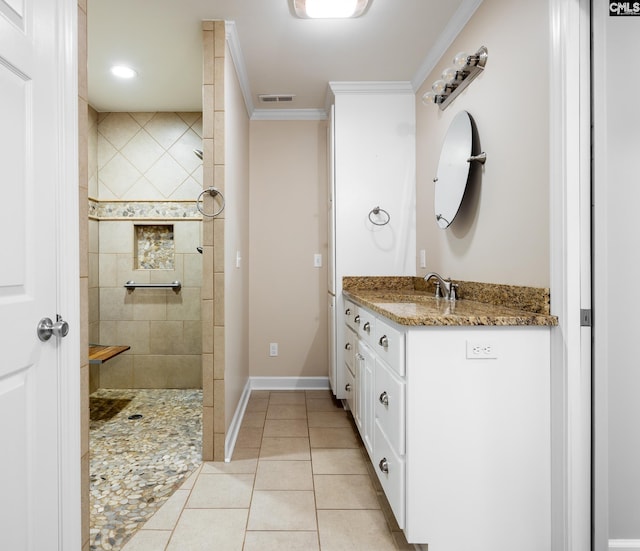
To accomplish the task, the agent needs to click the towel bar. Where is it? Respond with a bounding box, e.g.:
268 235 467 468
124 280 181 292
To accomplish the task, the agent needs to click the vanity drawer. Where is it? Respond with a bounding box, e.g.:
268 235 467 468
374 360 405 455
374 317 405 376
344 300 357 331
374 421 405 529
355 307 376 347
344 325 356 376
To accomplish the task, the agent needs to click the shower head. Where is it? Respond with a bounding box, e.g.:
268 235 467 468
193 148 203 160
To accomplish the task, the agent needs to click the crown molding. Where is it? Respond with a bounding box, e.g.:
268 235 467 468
225 21 255 117
328 81 414 95
411 0 484 92
251 108 328 121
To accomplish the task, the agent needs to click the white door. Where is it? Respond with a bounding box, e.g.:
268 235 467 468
0 0 79 549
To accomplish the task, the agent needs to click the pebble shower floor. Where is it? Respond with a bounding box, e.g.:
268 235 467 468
89 388 202 550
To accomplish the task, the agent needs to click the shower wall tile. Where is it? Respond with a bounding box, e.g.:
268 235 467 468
214 273 225 325
184 254 203 287
99 320 117 344
121 130 164 173
96 111 203 201
99 221 133 254
99 112 141 150
201 299 214 354
214 327 225 380
98 253 117 287
214 379 225 433
167 287 202 321
184 320 203 353
149 320 189 355
203 407 214 459
130 112 155 127
174 222 201 253
202 354 214 407
116 320 150 355
132 355 201 389
133 290 168 322
118 253 150 285
100 354 134 388
100 287 133 320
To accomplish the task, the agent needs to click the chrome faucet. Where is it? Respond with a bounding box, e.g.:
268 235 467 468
424 272 458 301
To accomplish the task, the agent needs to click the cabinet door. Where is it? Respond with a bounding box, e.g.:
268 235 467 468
374 358 405 455
344 325 356 376
357 341 375 456
344 365 355 413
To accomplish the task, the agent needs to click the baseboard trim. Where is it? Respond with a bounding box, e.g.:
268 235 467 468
224 379 252 462
249 376 331 390
610 540 640 550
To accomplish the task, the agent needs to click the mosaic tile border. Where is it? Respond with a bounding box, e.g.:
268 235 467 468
89 199 201 220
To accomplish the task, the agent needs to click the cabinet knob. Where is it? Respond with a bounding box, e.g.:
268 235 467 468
379 335 389 348
363 321 370 333
345 308 351 316
355 353 364 361
354 315 361 324
345 383 352 392
379 391 389 406
378 458 389 474
345 342 352 351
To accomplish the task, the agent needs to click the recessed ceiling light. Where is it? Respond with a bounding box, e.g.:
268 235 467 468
110 65 137 79
293 0 370 19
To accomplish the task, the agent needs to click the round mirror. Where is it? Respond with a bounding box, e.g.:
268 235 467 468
434 111 473 229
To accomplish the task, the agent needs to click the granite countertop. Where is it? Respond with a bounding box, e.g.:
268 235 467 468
343 277 558 327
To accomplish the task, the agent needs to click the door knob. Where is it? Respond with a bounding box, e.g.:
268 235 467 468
37 315 70 342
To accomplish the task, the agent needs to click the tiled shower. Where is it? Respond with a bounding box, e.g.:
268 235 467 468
88 109 204 391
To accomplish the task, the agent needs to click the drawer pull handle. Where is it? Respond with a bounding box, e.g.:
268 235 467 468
355 353 364 361
379 458 389 474
345 383 352 392
363 321 371 333
354 315 361 324
345 308 351 316
379 391 389 406
345 342 352 351
379 335 389 348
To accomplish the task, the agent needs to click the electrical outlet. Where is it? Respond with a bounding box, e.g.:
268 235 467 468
466 340 497 359
419 249 427 268
269 342 278 357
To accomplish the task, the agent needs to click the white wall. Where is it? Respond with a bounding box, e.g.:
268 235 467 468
593 0 640 543
416 0 550 287
249 120 328 379
224 42 251 429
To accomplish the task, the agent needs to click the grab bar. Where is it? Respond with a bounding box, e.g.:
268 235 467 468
124 280 182 293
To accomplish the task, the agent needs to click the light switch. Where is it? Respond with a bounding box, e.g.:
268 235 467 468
314 253 322 267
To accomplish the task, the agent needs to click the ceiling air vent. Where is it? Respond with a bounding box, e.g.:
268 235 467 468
258 94 295 103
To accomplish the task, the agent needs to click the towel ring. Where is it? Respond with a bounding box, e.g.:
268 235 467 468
196 187 225 217
368 206 390 226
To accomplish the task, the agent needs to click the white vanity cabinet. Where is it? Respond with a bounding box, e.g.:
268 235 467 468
344 299 552 551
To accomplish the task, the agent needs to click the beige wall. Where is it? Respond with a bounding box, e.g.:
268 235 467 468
249 120 328 378
416 0 550 287
223 42 251 429
90 112 204 389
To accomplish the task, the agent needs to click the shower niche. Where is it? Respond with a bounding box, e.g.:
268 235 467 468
135 224 175 270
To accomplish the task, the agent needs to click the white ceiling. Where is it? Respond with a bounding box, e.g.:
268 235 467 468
87 0 480 117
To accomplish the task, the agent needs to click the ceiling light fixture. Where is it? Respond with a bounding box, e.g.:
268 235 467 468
422 46 488 110
292 0 370 19
110 65 137 79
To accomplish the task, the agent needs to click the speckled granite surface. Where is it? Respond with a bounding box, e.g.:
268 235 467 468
343 276 557 327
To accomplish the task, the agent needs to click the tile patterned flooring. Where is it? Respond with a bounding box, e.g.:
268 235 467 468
122 389 413 550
